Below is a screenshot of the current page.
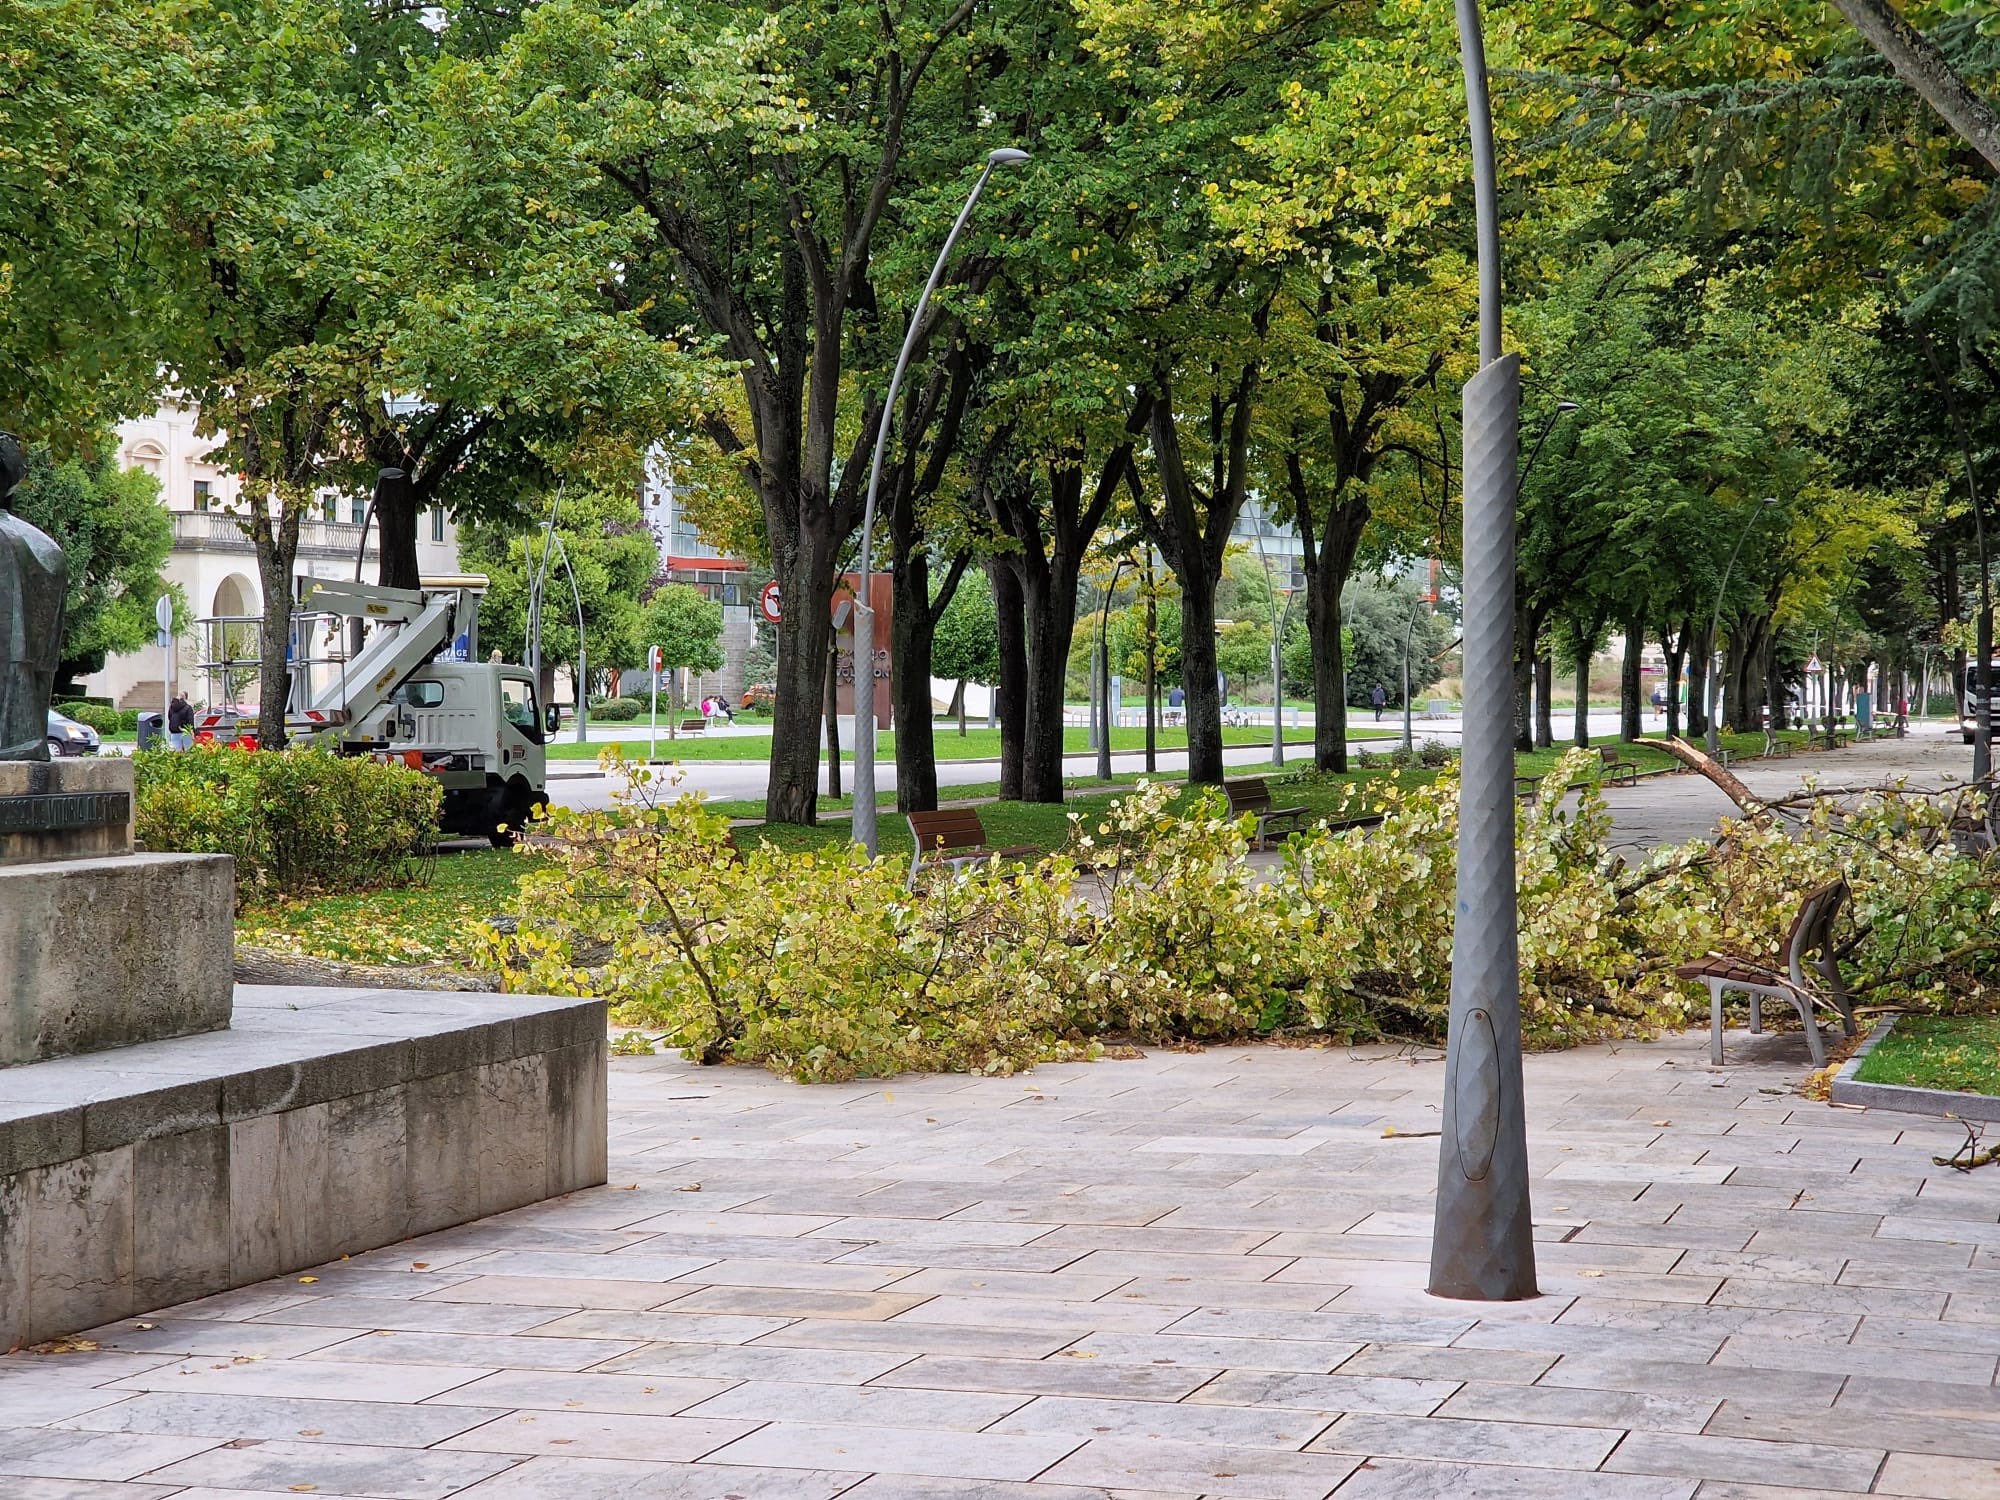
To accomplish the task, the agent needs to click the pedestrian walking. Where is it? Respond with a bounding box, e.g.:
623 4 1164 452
1651 685 1665 721
167 692 194 750
1370 683 1387 722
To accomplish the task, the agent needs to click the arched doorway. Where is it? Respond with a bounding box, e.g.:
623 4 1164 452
208 574 260 708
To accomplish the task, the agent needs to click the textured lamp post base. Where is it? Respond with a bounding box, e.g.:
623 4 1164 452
1429 354 1539 1303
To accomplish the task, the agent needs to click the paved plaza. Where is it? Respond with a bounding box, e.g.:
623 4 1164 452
3 1025 1998 1498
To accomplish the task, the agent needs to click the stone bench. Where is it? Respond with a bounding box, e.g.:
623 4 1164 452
1 984 606 1349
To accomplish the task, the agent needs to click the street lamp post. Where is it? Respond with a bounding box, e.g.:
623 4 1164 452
1097 558 1126 782
1402 595 1426 756
852 148 1029 855
1430 0 1537 1303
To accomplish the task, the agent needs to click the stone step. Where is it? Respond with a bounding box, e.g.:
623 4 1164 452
116 679 165 711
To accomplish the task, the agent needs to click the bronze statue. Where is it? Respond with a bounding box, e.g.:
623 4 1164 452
1 433 68 761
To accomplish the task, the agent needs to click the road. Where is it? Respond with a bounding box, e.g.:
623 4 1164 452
549 715 1983 851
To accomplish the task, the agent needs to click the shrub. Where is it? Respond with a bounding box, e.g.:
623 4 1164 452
591 697 642 722
57 701 120 734
493 763 1088 1081
1418 738 1453 768
118 709 141 733
136 745 442 904
494 750 2000 1081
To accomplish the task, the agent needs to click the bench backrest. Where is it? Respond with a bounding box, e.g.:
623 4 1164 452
1597 746 1621 765
680 716 707 730
908 807 989 854
1784 878 1848 988
1223 777 1274 813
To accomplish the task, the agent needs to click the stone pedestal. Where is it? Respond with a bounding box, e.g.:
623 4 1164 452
0 757 233 1067
0 756 136 866
0 852 235 1066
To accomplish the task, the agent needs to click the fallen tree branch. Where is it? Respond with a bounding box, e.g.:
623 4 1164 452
1847 937 2000 995
1633 737 1774 825
1936 1120 2000 1172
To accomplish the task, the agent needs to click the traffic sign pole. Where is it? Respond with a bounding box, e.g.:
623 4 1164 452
649 645 661 763
156 594 174 748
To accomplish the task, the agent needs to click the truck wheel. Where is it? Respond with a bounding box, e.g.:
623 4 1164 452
488 781 541 848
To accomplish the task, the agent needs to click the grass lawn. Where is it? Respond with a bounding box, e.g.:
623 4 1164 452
546 722 1393 761
236 847 523 968
1854 1015 2000 1097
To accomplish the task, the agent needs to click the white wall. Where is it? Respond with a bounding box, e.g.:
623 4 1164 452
83 404 461 709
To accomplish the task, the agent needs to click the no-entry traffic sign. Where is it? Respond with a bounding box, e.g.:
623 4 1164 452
759 580 782 624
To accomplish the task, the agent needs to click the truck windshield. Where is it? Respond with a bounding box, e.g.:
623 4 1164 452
501 678 543 743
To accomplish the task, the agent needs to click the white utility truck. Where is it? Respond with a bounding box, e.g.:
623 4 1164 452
286 574 549 844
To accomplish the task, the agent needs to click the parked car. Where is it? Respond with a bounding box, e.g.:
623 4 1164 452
46 707 101 756
740 683 776 712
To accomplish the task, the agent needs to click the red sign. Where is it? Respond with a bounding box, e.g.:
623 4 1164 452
759 580 782 624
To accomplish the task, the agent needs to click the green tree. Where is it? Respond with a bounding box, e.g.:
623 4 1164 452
7 437 174 691
932 566 1000 689
643 584 726 678
444 0 1025 825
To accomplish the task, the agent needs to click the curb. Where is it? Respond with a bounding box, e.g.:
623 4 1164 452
1829 1017 2000 1120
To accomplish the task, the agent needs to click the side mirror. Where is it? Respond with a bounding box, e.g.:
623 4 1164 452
545 705 561 736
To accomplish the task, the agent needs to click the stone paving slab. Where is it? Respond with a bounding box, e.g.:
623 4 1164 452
1 1030 1996 1496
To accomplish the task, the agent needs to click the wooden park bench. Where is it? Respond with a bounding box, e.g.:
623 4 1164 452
677 715 708 738
1672 879 1857 1068
1596 746 1640 786
1222 776 1310 848
906 808 1038 887
1517 747 1638 799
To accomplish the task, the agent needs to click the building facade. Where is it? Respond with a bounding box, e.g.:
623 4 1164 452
86 403 462 709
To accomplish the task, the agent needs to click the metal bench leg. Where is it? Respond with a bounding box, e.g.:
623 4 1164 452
1709 981 1726 1065
1748 994 1762 1035
1787 991 1827 1069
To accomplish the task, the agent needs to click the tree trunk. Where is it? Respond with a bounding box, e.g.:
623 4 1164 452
250 501 302 750
890 549 939 814
1573 647 1590 748
1512 604 1538 752
992 559 1026 799
1663 631 1685 740
766 518 838 824
373 471 422 591
1620 618 1644 741
1533 650 1554 749
1179 575 1226 784
1685 624 1709 739
1304 503 1367 772
1307 579 1350 772
823 630 841 800
1828 0 2000 173
1019 564 1082 804
1726 613 1772 733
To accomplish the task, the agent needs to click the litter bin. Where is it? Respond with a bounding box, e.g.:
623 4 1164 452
136 711 165 751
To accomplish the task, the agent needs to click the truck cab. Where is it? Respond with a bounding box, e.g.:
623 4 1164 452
287 577 549 844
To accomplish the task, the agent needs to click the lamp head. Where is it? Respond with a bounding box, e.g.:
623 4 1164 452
1761 496 1780 505
1556 401 1580 414
987 148 1031 167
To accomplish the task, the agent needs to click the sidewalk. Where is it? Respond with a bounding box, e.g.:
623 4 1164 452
3 1031 1987 1497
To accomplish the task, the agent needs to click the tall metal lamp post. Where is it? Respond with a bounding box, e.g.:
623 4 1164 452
1429 0 1537 1303
1704 498 1779 756
852 147 1030 854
